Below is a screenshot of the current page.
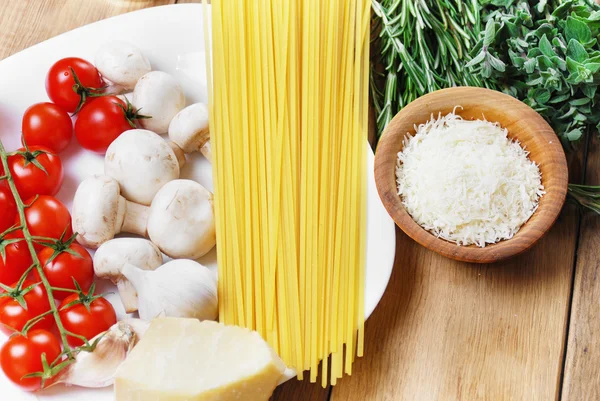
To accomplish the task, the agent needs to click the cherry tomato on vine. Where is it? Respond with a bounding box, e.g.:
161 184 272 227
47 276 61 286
35 242 93 300
59 292 116 347
0 280 54 335
0 329 61 391
74 96 146 154
7 146 63 201
45 57 103 113
22 102 73 153
0 184 17 233
17 196 72 250
0 232 31 287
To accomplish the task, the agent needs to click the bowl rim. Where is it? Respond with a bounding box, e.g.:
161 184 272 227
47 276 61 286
374 87 569 263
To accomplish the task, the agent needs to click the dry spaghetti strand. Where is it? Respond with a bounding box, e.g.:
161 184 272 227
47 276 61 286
206 0 369 386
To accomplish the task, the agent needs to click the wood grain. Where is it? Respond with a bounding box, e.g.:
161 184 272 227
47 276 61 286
272 376 330 401
331 206 579 401
561 134 600 401
375 87 568 263
0 0 175 60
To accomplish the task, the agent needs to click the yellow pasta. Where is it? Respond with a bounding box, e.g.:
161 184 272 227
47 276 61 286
206 0 369 386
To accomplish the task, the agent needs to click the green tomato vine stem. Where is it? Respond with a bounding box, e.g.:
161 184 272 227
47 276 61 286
0 139 75 360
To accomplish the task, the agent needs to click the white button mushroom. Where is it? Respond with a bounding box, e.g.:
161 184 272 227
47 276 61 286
72 175 149 249
132 71 185 134
72 177 216 259
168 103 211 162
148 179 216 260
105 129 186 206
95 41 151 91
93 238 163 313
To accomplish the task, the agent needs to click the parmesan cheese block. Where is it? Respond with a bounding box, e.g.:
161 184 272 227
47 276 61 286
115 318 287 401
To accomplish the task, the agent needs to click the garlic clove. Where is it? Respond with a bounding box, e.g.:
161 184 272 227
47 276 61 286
48 320 146 388
122 260 218 322
123 318 150 339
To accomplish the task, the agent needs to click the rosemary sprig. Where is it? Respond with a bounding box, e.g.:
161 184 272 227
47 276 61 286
371 0 487 136
568 184 600 214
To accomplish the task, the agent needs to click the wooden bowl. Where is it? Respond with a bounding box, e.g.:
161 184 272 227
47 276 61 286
374 87 568 263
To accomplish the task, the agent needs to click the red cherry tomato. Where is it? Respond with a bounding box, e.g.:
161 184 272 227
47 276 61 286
0 232 31 287
0 280 54 335
59 293 116 347
7 146 63 201
35 243 93 300
0 329 61 391
22 102 73 153
74 96 140 154
0 184 17 233
45 57 103 113
17 196 72 250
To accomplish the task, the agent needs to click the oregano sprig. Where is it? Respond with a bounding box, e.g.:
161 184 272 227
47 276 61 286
467 0 600 145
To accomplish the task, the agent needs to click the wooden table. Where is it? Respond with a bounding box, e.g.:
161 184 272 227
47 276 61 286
1 1 598 400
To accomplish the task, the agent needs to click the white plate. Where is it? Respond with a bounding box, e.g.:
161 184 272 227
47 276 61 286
0 4 396 400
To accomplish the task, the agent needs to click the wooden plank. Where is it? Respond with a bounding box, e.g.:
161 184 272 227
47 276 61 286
331 149 583 400
561 134 600 401
0 0 175 60
272 378 330 401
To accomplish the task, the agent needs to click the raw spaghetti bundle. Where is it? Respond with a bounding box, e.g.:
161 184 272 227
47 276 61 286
205 0 370 386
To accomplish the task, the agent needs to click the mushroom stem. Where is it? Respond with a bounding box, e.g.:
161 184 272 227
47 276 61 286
122 201 149 237
200 141 211 163
167 141 187 169
117 279 139 313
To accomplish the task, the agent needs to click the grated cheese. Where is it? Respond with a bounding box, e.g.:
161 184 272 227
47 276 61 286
396 111 545 247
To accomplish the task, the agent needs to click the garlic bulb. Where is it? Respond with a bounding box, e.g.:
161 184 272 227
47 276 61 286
49 319 147 388
122 259 218 321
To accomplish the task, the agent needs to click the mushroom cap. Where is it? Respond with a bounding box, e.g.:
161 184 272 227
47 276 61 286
93 238 163 279
168 103 210 154
147 180 216 259
132 71 185 134
94 41 151 90
72 175 126 249
105 129 182 206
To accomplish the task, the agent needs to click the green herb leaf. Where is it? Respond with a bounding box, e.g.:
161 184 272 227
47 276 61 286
566 56 584 74
585 62 600 74
488 55 506 72
537 55 554 70
552 1 574 19
590 11 600 22
582 85 598 98
509 49 526 67
539 34 557 58
524 58 537 74
465 50 486 68
565 17 592 44
532 88 551 104
567 39 589 63
550 56 567 71
484 19 496 47
570 97 591 106
567 128 583 141
550 93 572 103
